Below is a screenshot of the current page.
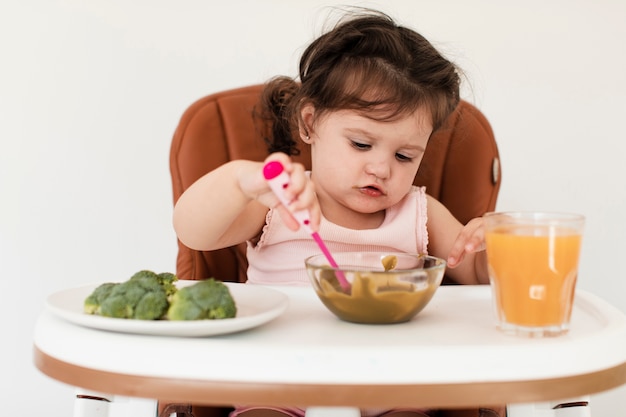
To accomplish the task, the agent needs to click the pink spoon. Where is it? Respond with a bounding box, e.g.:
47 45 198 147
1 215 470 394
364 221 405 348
263 161 350 292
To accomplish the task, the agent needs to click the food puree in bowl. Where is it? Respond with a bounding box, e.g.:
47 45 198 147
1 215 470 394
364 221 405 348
315 269 437 324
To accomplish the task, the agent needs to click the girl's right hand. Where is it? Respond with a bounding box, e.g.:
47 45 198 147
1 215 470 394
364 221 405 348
239 153 321 233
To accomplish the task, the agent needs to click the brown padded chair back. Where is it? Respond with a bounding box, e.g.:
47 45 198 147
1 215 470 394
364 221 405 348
170 84 501 283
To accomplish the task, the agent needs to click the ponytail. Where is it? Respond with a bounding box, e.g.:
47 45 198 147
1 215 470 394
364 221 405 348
255 76 302 156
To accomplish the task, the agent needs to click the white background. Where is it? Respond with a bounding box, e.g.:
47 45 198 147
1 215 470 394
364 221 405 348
1 0 625 414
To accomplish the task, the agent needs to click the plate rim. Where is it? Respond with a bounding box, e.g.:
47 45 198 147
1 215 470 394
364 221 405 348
45 281 289 337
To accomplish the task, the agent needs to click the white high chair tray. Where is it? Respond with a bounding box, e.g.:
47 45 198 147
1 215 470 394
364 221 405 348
34 284 626 409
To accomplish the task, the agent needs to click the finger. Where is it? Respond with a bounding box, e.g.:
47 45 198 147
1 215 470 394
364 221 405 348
447 219 484 267
287 175 320 232
282 163 307 203
275 204 301 231
447 244 466 268
304 187 321 233
464 218 486 252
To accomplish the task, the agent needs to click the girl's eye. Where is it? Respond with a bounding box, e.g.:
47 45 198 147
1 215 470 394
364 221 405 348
396 153 413 162
350 140 414 162
351 141 371 150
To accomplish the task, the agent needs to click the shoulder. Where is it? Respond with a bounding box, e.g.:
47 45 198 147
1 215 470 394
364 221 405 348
425 193 463 234
406 185 426 199
387 186 428 225
393 185 428 213
425 193 450 219
407 185 428 210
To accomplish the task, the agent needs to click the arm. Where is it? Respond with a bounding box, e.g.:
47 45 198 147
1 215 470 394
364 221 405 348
425 195 489 285
173 153 319 251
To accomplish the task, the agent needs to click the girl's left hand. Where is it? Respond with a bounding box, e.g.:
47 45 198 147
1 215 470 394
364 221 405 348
446 217 486 268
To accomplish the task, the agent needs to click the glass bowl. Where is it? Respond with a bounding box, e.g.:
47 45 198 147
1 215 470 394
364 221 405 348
305 252 446 324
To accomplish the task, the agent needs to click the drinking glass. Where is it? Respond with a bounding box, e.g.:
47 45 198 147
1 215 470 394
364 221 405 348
484 211 585 337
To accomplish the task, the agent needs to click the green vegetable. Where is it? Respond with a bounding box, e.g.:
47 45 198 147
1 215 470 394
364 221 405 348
84 270 178 320
84 271 237 321
84 283 117 315
130 270 178 297
167 278 237 320
156 272 178 296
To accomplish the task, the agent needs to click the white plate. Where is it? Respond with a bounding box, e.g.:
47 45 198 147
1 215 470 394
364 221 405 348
45 281 289 337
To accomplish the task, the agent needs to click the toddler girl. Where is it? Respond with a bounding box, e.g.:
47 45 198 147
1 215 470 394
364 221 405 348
174 8 498 417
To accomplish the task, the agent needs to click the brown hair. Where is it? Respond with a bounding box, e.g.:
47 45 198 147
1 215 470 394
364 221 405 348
257 9 460 156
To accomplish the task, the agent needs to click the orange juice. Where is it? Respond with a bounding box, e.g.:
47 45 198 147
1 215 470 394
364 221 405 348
485 226 582 329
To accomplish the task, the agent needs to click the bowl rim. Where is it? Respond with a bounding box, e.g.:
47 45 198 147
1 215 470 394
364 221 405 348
304 252 446 273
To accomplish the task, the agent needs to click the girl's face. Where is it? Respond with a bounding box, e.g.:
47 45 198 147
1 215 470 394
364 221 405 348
302 106 432 229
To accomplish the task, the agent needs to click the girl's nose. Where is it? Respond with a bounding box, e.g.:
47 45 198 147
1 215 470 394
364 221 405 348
364 159 390 180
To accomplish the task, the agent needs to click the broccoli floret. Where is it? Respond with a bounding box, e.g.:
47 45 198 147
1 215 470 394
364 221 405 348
84 270 179 320
167 278 237 321
130 270 159 281
130 270 178 296
84 282 118 314
157 272 178 296
133 290 170 320
98 275 169 320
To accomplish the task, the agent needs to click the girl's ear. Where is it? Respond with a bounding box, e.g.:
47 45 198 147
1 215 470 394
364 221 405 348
299 104 316 143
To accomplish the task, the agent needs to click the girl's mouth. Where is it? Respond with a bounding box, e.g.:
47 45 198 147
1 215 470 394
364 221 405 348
358 185 385 197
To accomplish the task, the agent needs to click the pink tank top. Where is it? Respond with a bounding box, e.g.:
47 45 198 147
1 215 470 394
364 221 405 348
246 186 429 285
